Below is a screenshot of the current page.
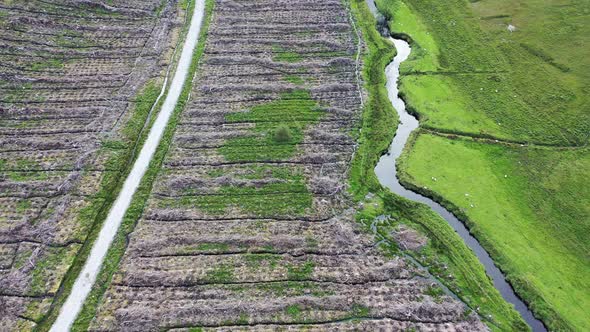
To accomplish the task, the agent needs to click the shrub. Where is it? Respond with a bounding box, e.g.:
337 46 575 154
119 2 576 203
273 125 293 143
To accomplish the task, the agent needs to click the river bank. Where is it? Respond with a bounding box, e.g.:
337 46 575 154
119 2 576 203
347 0 535 330
373 28 546 332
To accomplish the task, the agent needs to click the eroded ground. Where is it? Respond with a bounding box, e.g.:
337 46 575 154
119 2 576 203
89 0 486 330
0 0 185 329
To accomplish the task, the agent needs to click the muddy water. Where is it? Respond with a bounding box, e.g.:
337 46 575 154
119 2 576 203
49 1 207 331
366 1 546 331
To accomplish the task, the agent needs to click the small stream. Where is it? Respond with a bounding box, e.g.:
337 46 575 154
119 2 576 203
366 1 546 331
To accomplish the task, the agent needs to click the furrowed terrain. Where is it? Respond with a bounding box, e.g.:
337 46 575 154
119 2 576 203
83 0 490 330
0 0 187 329
376 0 590 330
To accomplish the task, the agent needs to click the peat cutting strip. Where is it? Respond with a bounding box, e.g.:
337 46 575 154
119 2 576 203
48 0 208 330
0 0 186 329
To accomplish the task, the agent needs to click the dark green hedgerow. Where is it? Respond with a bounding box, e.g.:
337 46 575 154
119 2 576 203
347 0 528 330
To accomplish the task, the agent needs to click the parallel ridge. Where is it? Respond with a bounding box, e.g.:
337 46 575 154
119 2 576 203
90 0 486 331
0 0 184 329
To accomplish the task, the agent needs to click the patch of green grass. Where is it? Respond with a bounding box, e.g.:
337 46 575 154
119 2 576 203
350 303 370 318
244 253 281 269
53 30 92 48
100 139 127 150
285 304 302 319
305 236 318 250
286 261 314 280
243 165 305 181
220 90 324 161
29 58 64 71
16 200 31 213
424 285 444 302
283 74 305 85
206 264 234 283
76 2 121 17
12 248 32 270
162 168 311 216
161 191 313 217
29 245 81 296
272 45 303 63
0 81 39 103
399 132 589 331
273 125 293 143
236 313 249 324
195 242 230 252
6 170 51 182
179 0 190 10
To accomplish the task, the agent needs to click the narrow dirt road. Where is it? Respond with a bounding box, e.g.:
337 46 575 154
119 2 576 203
49 1 207 330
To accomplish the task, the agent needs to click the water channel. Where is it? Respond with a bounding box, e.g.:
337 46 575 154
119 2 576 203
366 0 546 330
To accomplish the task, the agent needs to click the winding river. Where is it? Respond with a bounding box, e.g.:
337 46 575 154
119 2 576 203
366 1 546 331
49 1 207 330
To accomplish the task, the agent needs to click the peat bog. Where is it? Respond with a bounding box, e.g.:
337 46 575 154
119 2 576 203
0 0 587 331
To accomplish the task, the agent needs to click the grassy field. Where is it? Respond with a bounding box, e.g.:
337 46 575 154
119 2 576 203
375 0 590 330
399 133 589 330
348 1 528 330
376 0 590 146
